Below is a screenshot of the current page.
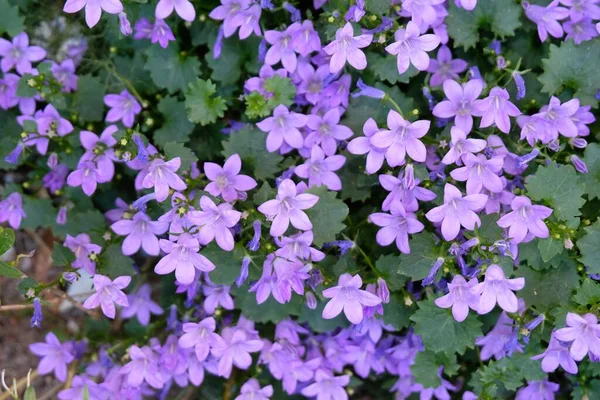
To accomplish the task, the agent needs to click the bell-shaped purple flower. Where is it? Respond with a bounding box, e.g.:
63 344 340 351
29 332 74 382
204 154 257 202
110 211 169 256
472 87 521 133
434 274 479 322
155 233 215 284
497 195 552 243
0 32 46 74
323 22 373 73
322 273 382 324
257 105 308 152
473 264 525 314
433 79 484 133
385 21 440 74
83 274 131 319
369 202 424 254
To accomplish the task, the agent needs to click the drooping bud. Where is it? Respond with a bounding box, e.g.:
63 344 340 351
236 256 251 287
571 155 588 174
47 153 58 169
351 78 385 99
119 12 132 36
4 143 24 164
422 257 444 286
513 72 526 100
56 206 68 225
213 26 224 59
248 220 262 252
132 134 149 162
376 278 390 304
570 138 587 149
30 298 43 328
305 292 317 309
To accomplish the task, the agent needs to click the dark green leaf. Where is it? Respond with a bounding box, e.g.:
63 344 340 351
184 79 227 126
397 233 440 281
412 351 458 389
298 302 349 332
163 142 198 171
578 219 600 274
233 286 303 323
582 143 600 199
305 186 349 247
203 243 245 285
17 74 37 98
99 244 135 279
154 96 195 148
0 227 15 256
516 265 579 311
375 254 408 291
573 279 600 306
537 237 563 263
382 294 412 331
74 75 106 122
0 260 22 278
52 245 76 266
145 45 201 94
0 0 24 36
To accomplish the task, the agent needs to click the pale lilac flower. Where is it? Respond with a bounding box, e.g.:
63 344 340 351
155 0 195 21
472 87 521 133
110 211 169 256
188 196 241 251
516 380 560 400
258 179 319 236
497 195 552 243
0 73 19 111
347 118 386 174
64 233 101 274
203 283 234 314
83 274 131 318
210 0 252 38
301 370 350 400
58 376 105 400
369 202 424 253
0 32 46 74
379 170 436 212
434 275 479 322
323 22 373 73
345 0 365 22
133 18 152 40
245 64 287 96
204 154 257 202
20 104 74 155
211 328 264 378
51 59 78 92
63 0 124 28
120 345 164 388
538 96 579 138
179 317 221 362
351 78 386 100
0 192 26 229
555 312 600 361
385 21 440 74
151 18 176 48
264 23 301 72
523 0 570 42
291 20 321 56
433 79 484 133
236 379 273 400
294 145 345 191
296 63 329 104
275 230 325 261
517 115 554 146
142 157 187 202
104 90 141 128
450 153 504 194
304 108 353 156
572 155 588 174
29 332 74 382
561 0 600 21
441 126 487 165
322 273 382 324
454 0 477 10
564 18 599 44
155 233 216 284
425 183 487 240
427 45 468 86
402 0 445 25
476 310 522 360
257 105 308 152
532 332 578 374
370 110 430 166
67 160 109 196
473 264 525 314
43 164 69 193
235 5 262 39
120 284 164 326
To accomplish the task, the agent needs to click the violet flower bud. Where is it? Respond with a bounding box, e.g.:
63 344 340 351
570 138 587 149
283 2 301 22
571 155 588 174
547 140 560 152
4 143 24 164
275 168 295 187
490 40 502 55
248 220 262 252
258 39 267 63
323 240 355 254
62 272 78 283
132 134 148 162
308 269 323 290
132 193 157 211
377 278 390 304
213 26 224 59
422 87 435 110
260 0 274 9
305 292 317 310
119 12 132 36
423 257 444 286
517 148 540 168
167 304 180 332
30 298 43 328
351 78 385 99
47 153 58 169
236 256 251 287
56 206 68 225
513 72 526 100
496 56 507 69
504 326 520 356
403 164 416 190
460 237 480 253
468 66 483 81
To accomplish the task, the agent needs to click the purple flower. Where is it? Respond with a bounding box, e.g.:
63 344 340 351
304 108 353 156
210 0 252 38
211 328 264 378
455 0 477 10
433 79 484 133
43 164 69 193
295 145 345 191
425 183 487 241
385 21 441 74
572 154 588 174
0 73 19 110
155 233 216 284
275 230 325 262
67 160 108 196
347 118 386 174
564 18 599 44
20 104 74 155
258 179 319 237
52 59 78 92
83 274 131 318
58 376 105 400
441 126 487 165
110 211 169 256
301 370 350 400
0 32 46 74
516 380 559 400
370 110 430 166
104 90 141 128
427 46 468 86
555 312 600 361
236 379 273 400
119 345 164 388
118 12 132 35
472 87 521 133
562 0 600 22
497 195 552 243
473 264 525 314
538 96 579 138
322 273 382 324
352 78 386 99
179 317 221 362
142 157 187 202
323 22 373 73
291 20 321 56
369 202 424 253
257 105 308 152
345 0 365 22
203 283 234 313
532 332 578 374
188 196 241 251
151 18 176 48
29 332 74 382
434 275 479 322
296 64 329 104
204 154 257 202
403 0 445 25
476 310 523 360
63 0 124 28
64 233 101 274
524 0 570 42
264 23 301 72
120 284 164 326
450 153 504 194
30 298 43 328
0 192 26 229
156 0 195 21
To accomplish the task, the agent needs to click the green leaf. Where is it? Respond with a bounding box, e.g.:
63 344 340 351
368 53 419 84
519 239 574 270
0 260 22 278
17 74 37 98
470 352 546 394
52 245 76 266
99 244 135 279
304 186 349 247
375 254 408 291
233 286 303 323
17 278 38 297
74 75 106 122
397 233 439 281
582 143 600 199
411 299 482 355
578 220 600 274
525 162 585 221
24 386 36 400
476 214 504 244
382 294 412 331
537 237 564 263
184 79 227 126
338 154 378 202
221 126 283 181
539 40 600 107
364 0 391 15
163 142 198 171
244 91 270 119
573 279 600 306
253 182 275 206
21 197 57 230
0 0 24 36
298 302 349 333
0 227 15 256
412 351 458 389
202 243 246 285
447 0 522 50
154 96 195 148
516 265 579 311
264 75 296 109
53 210 106 242
145 44 201 94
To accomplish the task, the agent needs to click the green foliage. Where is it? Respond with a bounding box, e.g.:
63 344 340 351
99 244 135 279
397 233 440 281
382 294 412 331
368 53 419 84
145 45 201 94
51 244 76 266
154 96 195 148
470 352 546 395
163 142 198 171
537 237 564 263
573 279 600 306
184 79 227 126
578 220 600 274
582 143 600 199
233 287 303 323
203 243 247 285
0 0 24 36
412 351 458 388
20 197 56 230
375 254 408 291
305 186 349 247
263 76 296 108
0 227 14 256
338 154 377 202
517 265 579 311
74 75 106 122
298 302 349 332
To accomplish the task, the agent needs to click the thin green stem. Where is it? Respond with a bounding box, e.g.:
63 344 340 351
384 94 404 117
